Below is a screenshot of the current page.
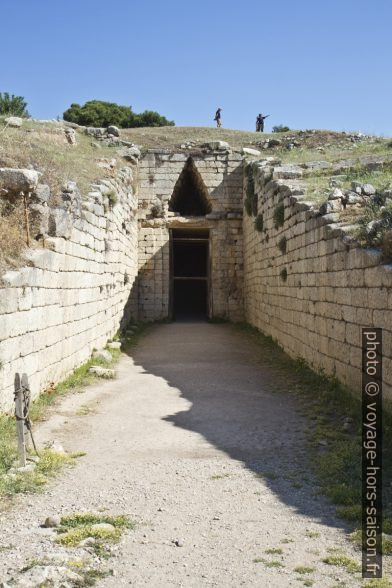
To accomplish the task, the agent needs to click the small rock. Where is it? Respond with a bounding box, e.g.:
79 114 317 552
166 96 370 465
89 366 115 379
328 187 344 201
342 190 363 206
17 565 82 587
319 200 342 214
107 341 121 350
9 463 36 474
45 440 66 454
62 181 77 193
107 125 120 137
44 515 61 528
96 158 117 170
27 455 40 463
79 536 96 547
64 128 77 145
343 417 353 424
205 140 230 151
173 539 184 547
365 219 384 236
304 160 331 170
362 183 376 196
267 139 281 148
5 116 23 128
93 349 113 363
242 147 261 157
318 439 328 446
342 422 351 431
117 146 141 160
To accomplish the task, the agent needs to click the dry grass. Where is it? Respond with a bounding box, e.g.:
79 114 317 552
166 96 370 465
0 119 118 273
121 125 275 150
0 118 115 196
120 126 392 159
0 197 31 275
0 120 390 273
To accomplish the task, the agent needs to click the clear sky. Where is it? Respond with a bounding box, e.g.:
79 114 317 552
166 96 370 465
1 0 391 135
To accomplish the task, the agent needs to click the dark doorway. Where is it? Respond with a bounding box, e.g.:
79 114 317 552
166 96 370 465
170 229 210 321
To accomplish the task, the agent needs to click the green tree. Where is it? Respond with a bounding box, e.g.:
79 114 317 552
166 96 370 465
272 125 290 133
0 92 29 117
134 110 175 128
63 100 174 128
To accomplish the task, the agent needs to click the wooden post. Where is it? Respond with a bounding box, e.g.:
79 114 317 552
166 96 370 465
14 374 26 467
22 191 31 247
21 373 31 451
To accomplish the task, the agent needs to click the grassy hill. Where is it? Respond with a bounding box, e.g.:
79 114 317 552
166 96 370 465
0 119 391 273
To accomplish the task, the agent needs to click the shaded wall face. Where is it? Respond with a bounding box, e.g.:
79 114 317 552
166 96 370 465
137 150 244 322
243 163 392 402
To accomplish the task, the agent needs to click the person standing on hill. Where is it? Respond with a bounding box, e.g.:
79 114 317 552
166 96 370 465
214 108 222 128
256 113 270 132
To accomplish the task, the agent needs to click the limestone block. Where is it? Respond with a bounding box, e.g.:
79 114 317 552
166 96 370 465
0 168 40 193
0 288 19 314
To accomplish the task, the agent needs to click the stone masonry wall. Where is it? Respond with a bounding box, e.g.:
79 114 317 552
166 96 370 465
243 160 392 402
0 167 138 412
137 149 244 321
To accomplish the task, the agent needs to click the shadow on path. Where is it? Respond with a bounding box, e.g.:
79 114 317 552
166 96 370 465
126 321 348 533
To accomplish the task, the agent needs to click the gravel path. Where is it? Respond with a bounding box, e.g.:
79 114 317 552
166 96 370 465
0 323 367 587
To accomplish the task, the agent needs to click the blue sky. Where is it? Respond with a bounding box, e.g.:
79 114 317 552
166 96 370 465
1 0 391 135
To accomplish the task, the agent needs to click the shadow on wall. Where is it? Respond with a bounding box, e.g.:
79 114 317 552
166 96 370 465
124 322 351 534
120 276 139 331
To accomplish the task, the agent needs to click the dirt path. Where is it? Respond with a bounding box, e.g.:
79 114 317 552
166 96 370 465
0 323 365 587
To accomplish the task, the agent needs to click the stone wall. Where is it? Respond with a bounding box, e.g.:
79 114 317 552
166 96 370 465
0 167 138 412
137 149 244 322
243 160 392 401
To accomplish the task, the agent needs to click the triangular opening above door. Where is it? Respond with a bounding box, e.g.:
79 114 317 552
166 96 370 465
169 158 212 216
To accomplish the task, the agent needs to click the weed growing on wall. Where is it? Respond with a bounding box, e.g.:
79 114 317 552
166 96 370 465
355 200 392 261
280 267 288 282
273 203 285 228
254 213 264 232
244 166 257 216
278 236 287 254
107 190 118 208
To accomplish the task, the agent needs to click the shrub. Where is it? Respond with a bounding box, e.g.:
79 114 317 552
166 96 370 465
63 100 174 128
107 190 118 207
280 268 288 282
244 168 257 217
273 203 285 228
254 214 264 232
0 92 29 117
272 125 290 133
357 200 392 251
278 236 287 254
244 198 252 216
